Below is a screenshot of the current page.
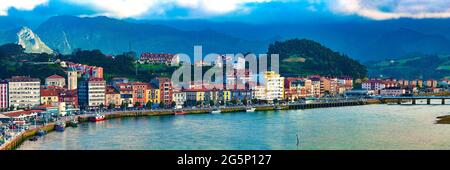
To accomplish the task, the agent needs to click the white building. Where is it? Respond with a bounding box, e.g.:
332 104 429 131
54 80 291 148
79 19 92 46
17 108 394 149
7 76 41 108
78 78 105 109
67 70 78 90
45 74 66 88
380 87 406 96
255 71 284 102
172 90 186 109
362 79 397 93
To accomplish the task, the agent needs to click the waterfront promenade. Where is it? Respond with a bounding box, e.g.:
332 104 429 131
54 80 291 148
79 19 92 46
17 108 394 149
0 99 378 150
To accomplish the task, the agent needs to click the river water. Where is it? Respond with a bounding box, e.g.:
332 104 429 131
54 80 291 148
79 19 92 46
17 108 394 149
18 104 450 150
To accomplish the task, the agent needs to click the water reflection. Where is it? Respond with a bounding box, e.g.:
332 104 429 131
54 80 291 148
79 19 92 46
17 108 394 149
18 104 450 150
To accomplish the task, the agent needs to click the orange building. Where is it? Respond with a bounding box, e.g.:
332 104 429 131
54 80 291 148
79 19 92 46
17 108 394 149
132 82 149 106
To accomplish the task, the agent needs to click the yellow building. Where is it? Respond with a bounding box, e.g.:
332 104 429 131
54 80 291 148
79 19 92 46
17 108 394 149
146 88 161 104
105 86 121 108
40 89 59 106
222 90 231 102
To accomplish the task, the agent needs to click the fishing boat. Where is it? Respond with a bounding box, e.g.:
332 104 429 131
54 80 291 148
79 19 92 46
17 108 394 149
246 107 256 112
274 106 283 110
55 122 66 132
211 109 221 114
29 136 38 141
36 129 46 136
174 110 187 115
67 120 78 127
89 114 106 122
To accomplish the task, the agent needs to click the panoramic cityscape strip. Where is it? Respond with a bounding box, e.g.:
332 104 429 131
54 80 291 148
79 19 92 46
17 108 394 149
1 44 450 149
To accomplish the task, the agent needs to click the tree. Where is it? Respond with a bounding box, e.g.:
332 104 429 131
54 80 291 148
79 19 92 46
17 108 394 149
251 99 258 104
171 101 176 108
99 103 105 110
243 99 248 105
146 101 153 109
135 102 141 108
120 102 127 110
108 103 114 110
273 99 279 105
159 102 165 109
231 100 238 105
209 100 215 106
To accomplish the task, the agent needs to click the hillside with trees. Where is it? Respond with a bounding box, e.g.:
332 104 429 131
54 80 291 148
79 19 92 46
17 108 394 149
267 39 367 78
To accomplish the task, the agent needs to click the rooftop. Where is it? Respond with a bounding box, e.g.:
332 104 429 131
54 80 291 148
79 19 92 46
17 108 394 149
2 110 44 118
46 74 65 79
7 76 40 82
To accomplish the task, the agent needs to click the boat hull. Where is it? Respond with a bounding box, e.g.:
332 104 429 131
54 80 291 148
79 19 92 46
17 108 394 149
55 126 65 132
246 108 256 112
174 111 187 115
89 117 105 122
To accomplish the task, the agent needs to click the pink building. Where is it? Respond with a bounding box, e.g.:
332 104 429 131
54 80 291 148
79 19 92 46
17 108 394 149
0 80 8 110
67 62 103 78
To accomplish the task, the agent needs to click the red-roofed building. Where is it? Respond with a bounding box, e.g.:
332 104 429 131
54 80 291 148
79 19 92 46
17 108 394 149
45 74 66 88
40 88 60 106
2 110 43 120
59 89 78 107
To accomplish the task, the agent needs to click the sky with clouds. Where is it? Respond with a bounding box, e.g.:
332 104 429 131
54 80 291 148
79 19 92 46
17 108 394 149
1 0 450 22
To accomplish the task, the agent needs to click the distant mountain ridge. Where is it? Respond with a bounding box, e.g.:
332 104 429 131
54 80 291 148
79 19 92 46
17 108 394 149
3 15 450 61
366 54 450 79
34 15 266 56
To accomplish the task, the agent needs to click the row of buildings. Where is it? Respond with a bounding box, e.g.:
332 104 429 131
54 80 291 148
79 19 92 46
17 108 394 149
361 78 450 96
0 70 357 110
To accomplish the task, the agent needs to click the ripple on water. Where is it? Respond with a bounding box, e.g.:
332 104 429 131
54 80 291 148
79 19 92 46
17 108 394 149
18 104 450 150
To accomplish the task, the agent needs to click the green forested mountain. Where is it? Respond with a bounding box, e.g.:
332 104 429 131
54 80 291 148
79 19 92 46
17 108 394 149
267 39 367 79
366 54 450 79
0 43 176 82
0 44 65 82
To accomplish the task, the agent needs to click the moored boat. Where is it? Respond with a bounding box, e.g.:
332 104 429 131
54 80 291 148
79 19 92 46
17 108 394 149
55 122 66 132
36 129 46 136
274 106 283 110
67 120 78 127
89 114 106 122
29 136 39 141
211 109 221 114
246 107 256 112
174 110 187 115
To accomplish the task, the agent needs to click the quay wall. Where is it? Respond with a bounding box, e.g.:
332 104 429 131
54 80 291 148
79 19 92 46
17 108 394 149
0 123 55 150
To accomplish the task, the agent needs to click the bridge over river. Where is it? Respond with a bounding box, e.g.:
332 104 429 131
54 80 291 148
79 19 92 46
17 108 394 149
380 96 450 105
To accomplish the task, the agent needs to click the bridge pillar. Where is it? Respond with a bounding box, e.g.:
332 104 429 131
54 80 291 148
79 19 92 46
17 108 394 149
412 99 416 105
427 99 431 105
443 99 446 105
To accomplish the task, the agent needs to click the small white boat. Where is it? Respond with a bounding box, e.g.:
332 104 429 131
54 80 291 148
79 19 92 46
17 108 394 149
211 109 221 114
246 108 256 112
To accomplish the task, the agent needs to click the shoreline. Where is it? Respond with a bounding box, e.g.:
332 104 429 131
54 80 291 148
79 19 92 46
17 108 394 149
1 99 380 150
